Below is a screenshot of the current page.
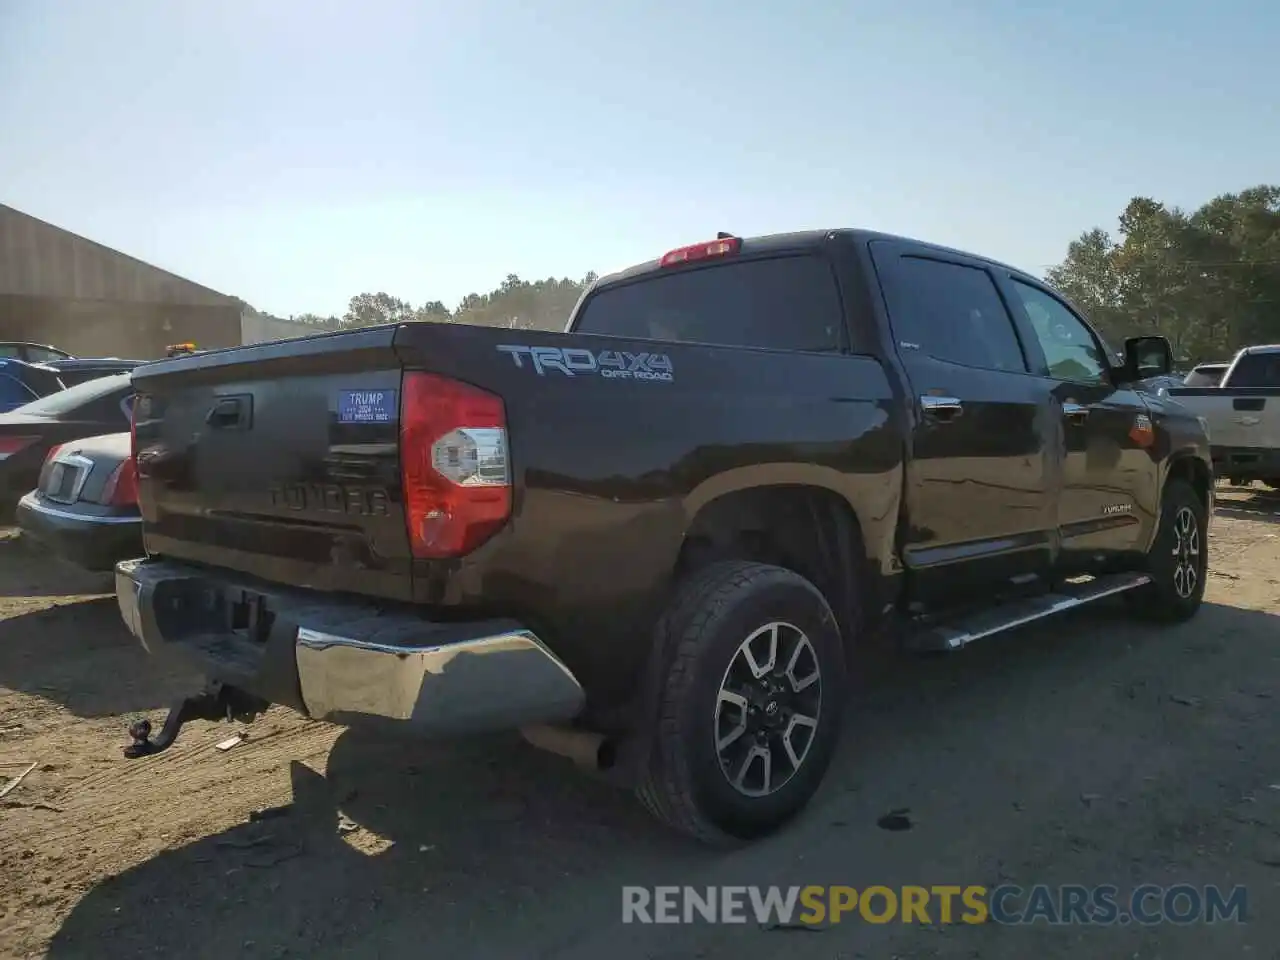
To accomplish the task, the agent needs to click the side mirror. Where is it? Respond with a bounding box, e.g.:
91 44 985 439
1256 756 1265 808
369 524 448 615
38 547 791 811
1121 336 1173 381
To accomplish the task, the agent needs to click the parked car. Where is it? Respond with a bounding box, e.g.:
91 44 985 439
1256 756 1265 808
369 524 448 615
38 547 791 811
15 432 141 571
37 357 144 386
1183 362 1229 388
0 342 73 364
1163 344 1280 486
115 228 1210 845
0 358 70 412
0 373 135 518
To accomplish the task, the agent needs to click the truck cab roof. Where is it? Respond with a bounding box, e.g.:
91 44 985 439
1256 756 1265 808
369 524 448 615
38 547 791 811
590 228 1042 292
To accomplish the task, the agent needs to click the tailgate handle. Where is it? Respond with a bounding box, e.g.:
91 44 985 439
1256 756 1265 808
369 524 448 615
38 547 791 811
1233 397 1265 412
206 395 252 430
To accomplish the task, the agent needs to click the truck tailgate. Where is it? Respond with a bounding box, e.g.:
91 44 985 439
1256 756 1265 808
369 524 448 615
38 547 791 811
1164 388 1280 449
132 326 413 601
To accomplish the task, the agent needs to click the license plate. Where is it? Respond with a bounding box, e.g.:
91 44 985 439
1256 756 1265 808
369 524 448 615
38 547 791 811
44 458 88 504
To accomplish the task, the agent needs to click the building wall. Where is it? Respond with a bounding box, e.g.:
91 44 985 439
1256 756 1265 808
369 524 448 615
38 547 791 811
0 295 241 360
241 313 330 345
0 204 234 306
0 205 242 358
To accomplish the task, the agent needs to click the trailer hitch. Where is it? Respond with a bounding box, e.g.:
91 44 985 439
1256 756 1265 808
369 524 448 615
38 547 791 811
123 684 269 759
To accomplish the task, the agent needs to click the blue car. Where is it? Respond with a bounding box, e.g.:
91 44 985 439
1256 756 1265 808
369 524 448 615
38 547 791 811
0 358 66 412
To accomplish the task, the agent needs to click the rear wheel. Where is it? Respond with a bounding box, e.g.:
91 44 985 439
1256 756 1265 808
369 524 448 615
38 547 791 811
636 561 847 845
1126 479 1207 623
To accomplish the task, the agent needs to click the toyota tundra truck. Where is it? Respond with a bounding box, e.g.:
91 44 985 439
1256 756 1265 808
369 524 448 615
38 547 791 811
115 229 1212 845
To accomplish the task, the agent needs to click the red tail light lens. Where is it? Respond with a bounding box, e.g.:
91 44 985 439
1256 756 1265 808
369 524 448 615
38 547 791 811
658 236 741 268
0 435 38 460
399 372 511 559
101 458 139 506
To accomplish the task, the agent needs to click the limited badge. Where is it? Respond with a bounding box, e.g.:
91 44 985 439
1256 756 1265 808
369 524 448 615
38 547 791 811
1129 412 1155 447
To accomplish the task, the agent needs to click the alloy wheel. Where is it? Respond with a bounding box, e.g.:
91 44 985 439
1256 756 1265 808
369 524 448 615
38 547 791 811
714 621 823 798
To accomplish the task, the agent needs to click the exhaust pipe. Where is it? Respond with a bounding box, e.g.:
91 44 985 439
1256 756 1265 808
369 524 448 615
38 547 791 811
520 724 617 771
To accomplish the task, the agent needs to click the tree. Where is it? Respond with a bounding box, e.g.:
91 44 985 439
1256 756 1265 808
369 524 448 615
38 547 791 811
1046 185 1280 365
342 292 416 328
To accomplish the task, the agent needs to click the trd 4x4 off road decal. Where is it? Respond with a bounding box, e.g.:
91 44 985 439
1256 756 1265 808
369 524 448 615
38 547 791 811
496 344 674 382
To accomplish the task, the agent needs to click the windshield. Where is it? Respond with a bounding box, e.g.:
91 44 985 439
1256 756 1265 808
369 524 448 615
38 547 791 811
14 372 131 417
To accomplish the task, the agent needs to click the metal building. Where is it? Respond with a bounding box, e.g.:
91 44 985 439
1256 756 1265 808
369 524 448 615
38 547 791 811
0 204 241 359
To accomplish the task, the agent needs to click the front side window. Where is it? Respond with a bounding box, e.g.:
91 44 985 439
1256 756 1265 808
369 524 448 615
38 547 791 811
1011 281 1108 383
880 256 1028 372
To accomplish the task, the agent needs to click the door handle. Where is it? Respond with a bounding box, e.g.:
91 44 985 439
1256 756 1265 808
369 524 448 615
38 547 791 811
920 395 963 421
206 395 251 430
1062 401 1090 423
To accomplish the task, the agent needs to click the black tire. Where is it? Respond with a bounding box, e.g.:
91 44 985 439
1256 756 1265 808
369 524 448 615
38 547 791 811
636 560 847 845
1126 479 1208 623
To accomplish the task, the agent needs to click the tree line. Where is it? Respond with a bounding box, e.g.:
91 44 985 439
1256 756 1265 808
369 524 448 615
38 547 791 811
246 183 1279 369
1046 184 1280 366
252 272 599 335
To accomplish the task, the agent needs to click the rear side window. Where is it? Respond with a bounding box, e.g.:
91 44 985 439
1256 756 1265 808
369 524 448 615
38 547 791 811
573 255 845 352
1225 353 1280 388
879 256 1027 372
18 373 131 417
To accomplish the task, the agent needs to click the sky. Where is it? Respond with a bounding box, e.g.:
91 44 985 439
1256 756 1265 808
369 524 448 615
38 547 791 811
1 0 1276 319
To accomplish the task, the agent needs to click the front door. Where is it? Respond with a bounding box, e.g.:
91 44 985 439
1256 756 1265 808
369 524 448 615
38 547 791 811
1000 277 1156 563
869 242 1059 607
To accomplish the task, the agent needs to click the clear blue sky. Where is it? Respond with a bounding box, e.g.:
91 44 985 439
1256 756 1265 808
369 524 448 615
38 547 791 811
1 0 1276 319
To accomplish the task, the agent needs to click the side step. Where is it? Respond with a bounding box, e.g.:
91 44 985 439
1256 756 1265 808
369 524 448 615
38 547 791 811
905 571 1152 653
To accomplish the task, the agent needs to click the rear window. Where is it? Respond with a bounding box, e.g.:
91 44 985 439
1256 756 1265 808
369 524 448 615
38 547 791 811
1225 353 1280 388
572 255 845 352
1183 366 1225 388
16 373 131 417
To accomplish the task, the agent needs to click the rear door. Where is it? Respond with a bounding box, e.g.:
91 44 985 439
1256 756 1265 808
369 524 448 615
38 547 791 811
869 241 1058 605
999 276 1155 559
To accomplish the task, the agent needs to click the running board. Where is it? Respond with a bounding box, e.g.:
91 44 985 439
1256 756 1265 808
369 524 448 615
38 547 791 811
905 572 1152 653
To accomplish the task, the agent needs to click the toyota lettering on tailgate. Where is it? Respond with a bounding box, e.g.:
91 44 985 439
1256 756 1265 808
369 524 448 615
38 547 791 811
496 345 674 382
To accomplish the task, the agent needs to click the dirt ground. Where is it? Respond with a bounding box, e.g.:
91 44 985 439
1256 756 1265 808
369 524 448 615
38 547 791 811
2 486 1280 959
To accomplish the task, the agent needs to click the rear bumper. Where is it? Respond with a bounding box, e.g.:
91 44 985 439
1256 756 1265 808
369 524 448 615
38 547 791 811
115 557 585 733
1211 445 1280 481
17 492 143 572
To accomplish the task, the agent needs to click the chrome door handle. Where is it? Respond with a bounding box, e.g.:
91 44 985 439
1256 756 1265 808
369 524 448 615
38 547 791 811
1062 402 1090 423
920 395 963 420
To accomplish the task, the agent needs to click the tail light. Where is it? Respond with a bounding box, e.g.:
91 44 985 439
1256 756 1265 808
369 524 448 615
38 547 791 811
129 395 139 466
658 236 741 268
100 458 139 506
0 435 38 461
399 372 511 559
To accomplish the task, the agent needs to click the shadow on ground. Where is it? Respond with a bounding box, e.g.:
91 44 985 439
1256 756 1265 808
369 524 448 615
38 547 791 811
0 597 195 717
0 535 116 597
46 599 1278 960
1215 487 1280 525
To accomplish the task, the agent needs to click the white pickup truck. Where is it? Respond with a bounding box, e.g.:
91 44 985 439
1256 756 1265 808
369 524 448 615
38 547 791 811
1163 344 1280 487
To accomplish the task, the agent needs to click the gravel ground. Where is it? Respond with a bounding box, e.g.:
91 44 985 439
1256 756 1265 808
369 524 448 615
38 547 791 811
1 483 1279 959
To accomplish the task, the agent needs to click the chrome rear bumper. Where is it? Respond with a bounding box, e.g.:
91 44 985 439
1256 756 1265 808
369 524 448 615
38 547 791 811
115 558 585 734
